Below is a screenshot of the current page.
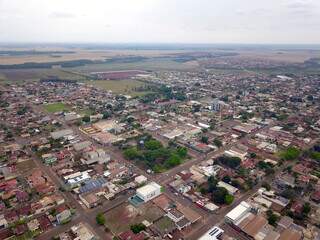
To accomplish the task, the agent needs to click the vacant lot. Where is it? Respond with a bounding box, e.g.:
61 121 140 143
16 159 37 174
83 79 153 97
105 202 164 235
43 102 70 113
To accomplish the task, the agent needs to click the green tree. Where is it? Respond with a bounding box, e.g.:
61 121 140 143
302 202 311 216
164 154 182 168
96 213 106 225
213 138 222 148
212 187 228 204
208 176 218 193
145 140 163 150
176 147 187 158
82 115 90 123
218 156 241 169
130 223 146 233
266 210 279 226
280 147 300 161
222 175 231 183
201 136 209 144
224 194 234 205
123 147 141 160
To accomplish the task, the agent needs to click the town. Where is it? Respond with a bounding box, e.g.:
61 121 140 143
0 64 319 240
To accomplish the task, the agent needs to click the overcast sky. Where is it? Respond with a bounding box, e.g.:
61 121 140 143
0 0 320 44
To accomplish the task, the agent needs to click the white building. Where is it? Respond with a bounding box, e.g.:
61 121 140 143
217 181 239 195
136 182 162 202
225 201 252 224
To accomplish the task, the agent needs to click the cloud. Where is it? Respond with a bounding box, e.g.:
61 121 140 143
49 11 76 19
286 0 315 16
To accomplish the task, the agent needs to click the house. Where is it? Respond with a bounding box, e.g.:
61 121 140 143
276 174 295 189
277 216 294 232
27 219 40 232
38 215 52 232
134 175 147 185
41 153 57 165
311 190 320 204
279 229 302 240
71 222 95 240
50 129 73 140
78 177 107 194
73 141 92 152
217 181 239 195
151 216 176 238
79 192 100 209
166 208 192 230
136 182 162 202
0 215 8 229
56 209 72 224
82 149 110 165
64 171 91 188
13 224 27 236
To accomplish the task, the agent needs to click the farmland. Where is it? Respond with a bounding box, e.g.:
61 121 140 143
0 68 88 82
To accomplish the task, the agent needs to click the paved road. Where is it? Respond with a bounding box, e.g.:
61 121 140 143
25 101 318 240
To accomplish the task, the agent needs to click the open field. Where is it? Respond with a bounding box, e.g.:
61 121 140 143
0 68 89 82
43 102 71 113
82 79 153 97
227 49 320 63
104 202 164 235
72 58 198 73
0 49 192 65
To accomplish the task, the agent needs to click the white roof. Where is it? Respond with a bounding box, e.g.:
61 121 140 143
225 201 251 222
217 181 238 195
136 182 161 196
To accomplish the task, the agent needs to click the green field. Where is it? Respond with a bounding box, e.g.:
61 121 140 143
82 79 153 97
43 102 71 113
72 58 198 73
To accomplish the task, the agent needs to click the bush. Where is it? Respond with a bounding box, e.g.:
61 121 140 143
130 223 146 234
145 140 163 150
224 194 234 205
212 187 228 204
218 156 241 169
267 210 279 226
213 139 222 148
96 213 106 225
82 115 90 123
280 147 300 161
176 147 188 158
123 147 141 160
201 136 209 144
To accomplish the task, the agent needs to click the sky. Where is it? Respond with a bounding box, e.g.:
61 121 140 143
0 0 320 44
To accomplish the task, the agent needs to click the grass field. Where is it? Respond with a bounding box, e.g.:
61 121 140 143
43 102 71 113
72 58 198 73
83 79 153 97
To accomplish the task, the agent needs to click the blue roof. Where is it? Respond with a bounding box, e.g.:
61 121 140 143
79 177 107 194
